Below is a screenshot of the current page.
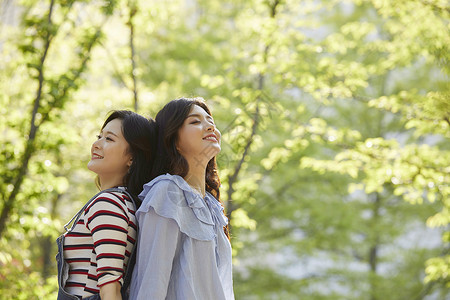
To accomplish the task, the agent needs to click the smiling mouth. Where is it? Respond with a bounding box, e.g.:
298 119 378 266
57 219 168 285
92 154 104 159
203 136 218 142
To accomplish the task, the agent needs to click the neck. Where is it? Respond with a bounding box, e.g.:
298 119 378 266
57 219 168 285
99 174 124 191
184 159 206 197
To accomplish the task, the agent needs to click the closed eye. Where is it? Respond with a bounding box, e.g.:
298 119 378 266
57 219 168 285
96 134 114 141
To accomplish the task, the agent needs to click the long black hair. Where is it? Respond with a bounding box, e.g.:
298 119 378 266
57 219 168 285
98 110 157 203
151 98 229 237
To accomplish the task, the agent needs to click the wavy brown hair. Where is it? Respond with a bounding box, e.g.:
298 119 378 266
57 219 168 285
151 98 229 238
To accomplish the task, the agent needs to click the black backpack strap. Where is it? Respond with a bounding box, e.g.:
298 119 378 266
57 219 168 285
121 239 137 299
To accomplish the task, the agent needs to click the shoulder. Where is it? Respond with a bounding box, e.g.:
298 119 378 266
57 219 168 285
138 174 193 209
85 189 131 215
139 174 189 199
137 174 216 241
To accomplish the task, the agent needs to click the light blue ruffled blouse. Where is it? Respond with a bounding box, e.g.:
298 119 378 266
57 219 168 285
130 174 234 300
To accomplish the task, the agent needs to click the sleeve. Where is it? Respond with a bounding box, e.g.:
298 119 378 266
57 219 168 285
84 191 130 287
130 207 181 300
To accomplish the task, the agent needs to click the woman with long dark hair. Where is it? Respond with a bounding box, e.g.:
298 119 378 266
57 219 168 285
130 98 234 299
56 110 157 300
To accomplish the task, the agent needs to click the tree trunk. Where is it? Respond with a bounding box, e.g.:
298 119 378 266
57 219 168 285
128 0 139 112
0 0 105 238
0 0 55 238
226 0 280 232
369 192 381 300
41 191 61 279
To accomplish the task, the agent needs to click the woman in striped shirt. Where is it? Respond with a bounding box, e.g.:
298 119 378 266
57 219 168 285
56 110 156 300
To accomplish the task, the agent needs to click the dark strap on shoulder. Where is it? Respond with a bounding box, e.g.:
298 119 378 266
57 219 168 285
63 189 114 232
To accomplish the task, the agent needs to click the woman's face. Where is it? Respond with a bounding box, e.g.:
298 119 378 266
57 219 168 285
176 104 221 166
87 118 132 180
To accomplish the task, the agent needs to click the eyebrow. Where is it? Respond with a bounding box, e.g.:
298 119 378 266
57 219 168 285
187 113 214 121
102 130 119 137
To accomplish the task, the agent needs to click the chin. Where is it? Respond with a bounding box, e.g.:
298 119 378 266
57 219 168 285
87 161 99 173
208 148 221 160
213 145 221 155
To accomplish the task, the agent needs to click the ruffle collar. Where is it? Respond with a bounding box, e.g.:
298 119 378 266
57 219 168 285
139 174 228 227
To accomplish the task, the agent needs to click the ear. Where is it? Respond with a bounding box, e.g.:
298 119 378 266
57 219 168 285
127 157 133 167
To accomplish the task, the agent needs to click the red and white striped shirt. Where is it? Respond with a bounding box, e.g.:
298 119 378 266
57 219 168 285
63 190 137 298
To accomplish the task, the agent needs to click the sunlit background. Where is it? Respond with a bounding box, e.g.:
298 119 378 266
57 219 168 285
0 0 448 299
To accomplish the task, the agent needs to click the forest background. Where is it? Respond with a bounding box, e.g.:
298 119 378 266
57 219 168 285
0 0 448 299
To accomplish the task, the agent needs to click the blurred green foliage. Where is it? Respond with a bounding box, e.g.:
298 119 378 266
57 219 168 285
0 0 448 299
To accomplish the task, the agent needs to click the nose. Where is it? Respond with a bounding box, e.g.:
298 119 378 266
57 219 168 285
205 121 215 132
92 138 102 150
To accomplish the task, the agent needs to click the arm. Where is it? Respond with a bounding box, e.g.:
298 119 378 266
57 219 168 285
85 193 131 294
99 281 121 300
132 208 181 300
